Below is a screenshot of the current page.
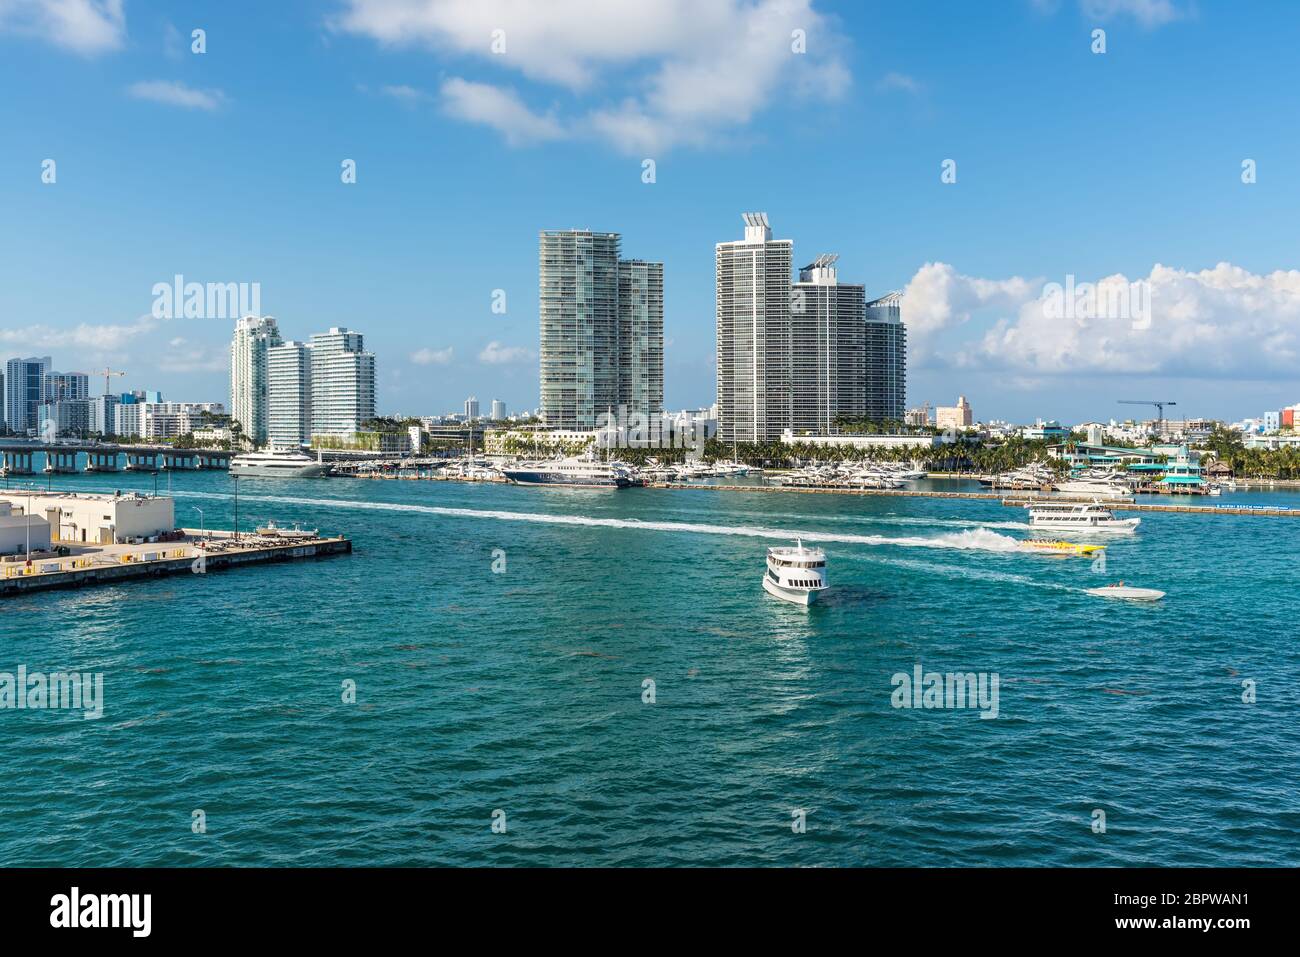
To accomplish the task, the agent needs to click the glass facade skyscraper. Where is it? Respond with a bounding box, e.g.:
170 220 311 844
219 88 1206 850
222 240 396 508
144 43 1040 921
539 230 663 430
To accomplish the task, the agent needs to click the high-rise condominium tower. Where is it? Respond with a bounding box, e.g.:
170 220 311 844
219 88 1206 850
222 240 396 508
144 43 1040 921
792 255 866 434
268 340 312 447
539 229 663 429
617 259 665 418
716 214 907 440
309 327 375 438
716 213 793 442
5 356 52 434
864 293 908 421
230 316 283 444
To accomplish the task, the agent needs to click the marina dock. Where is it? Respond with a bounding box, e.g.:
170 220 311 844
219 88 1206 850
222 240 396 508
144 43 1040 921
0 529 352 597
643 482 1300 516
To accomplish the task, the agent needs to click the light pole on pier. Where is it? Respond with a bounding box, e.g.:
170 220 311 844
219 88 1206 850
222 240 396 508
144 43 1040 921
193 506 205 540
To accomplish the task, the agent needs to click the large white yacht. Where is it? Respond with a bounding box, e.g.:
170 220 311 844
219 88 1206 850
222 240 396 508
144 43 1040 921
501 456 636 488
763 539 829 605
1055 478 1130 497
981 462 1056 490
1025 500 1140 533
229 447 332 478
1055 468 1130 497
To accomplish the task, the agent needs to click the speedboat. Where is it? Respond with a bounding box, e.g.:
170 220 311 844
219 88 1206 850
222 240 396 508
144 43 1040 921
1019 539 1106 557
1085 583 1165 601
762 539 828 606
1025 500 1140 533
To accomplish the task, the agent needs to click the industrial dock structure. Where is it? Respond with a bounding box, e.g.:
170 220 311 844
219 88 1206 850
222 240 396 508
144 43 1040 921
0 489 350 596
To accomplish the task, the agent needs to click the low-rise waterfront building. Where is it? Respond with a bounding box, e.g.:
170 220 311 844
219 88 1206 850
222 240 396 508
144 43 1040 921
0 491 174 545
779 429 949 450
0 500 51 555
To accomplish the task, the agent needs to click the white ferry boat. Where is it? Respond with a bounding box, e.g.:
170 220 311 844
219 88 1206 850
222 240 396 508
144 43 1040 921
501 456 636 488
230 447 332 478
763 539 828 605
1025 500 1140 533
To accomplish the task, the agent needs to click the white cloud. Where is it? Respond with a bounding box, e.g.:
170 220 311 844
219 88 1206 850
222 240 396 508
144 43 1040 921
0 315 156 352
901 261 1300 379
1080 0 1183 27
381 83 431 103
127 80 227 111
440 78 564 145
901 262 1039 363
478 340 534 364
876 72 921 95
411 346 453 365
334 0 851 154
0 0 124 54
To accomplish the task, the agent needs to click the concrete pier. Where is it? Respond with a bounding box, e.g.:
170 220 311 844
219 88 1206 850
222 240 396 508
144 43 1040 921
161 451 198 470
1 450 35 475
44 450 79 474
85 450 119 473
0 530 352 597
124 450 158 472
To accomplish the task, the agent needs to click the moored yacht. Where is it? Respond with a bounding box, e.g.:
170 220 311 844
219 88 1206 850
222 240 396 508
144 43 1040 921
763 539 828 605
230 447 332 478
502 455 636 488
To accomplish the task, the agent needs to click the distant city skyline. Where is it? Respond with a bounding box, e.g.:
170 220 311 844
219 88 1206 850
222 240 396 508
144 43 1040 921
3 2 1299 424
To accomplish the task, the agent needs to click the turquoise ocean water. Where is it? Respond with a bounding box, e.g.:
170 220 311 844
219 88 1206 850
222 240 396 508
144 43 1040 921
1 466 1297 866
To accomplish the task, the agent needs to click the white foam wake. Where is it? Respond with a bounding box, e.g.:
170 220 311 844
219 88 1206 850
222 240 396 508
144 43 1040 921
176 490 1025 553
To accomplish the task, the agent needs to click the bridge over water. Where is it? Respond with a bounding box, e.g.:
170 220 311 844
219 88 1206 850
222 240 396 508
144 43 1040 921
0 443 233 475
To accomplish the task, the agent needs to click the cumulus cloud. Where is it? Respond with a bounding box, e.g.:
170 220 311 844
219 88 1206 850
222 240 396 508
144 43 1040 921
1080 0 1184 27
478 340 534 364
440 78 564 145
128 80 227 111
0 315 157 352
333 0 851 153
901 262 1040 361
0 0 125 54
411 346 453 365
901 261 1300 379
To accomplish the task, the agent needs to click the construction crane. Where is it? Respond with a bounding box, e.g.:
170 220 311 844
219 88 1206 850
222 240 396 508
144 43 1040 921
1118 400 1177 435
72 368 127 396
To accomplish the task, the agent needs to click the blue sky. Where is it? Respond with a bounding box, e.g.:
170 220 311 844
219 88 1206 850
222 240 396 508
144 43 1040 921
1 0 1298 424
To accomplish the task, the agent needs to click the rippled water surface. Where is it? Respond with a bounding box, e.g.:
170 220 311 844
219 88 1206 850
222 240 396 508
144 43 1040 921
1 470 1297 866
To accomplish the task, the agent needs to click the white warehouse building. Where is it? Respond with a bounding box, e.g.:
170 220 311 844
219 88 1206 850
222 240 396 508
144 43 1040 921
0 491 175 545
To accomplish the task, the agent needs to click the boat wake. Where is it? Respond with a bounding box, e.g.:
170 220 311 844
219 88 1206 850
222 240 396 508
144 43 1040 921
624 505 1028 531
844 553 1083 592
177 491 1026 554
